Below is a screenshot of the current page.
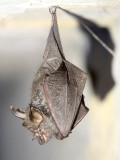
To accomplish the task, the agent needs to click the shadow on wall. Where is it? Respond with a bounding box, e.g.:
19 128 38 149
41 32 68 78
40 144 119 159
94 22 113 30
60 8 115 100
79 21 115 100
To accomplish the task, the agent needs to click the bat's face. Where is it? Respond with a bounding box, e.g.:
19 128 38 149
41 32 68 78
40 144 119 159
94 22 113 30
11 104 59 144
23 106 48 145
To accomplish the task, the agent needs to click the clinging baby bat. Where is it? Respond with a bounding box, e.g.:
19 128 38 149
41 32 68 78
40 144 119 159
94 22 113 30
11 8 89 145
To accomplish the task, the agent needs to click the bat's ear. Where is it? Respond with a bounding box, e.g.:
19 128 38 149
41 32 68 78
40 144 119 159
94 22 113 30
29 108 43 124
10 106 26 120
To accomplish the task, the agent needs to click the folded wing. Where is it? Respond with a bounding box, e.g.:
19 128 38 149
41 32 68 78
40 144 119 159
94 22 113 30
44 61 87 138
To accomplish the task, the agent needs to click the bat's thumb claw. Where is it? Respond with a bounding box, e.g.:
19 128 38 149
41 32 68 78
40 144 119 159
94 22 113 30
10 106 26 120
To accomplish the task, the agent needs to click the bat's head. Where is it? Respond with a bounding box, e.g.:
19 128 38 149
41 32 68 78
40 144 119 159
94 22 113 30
11 105 58 144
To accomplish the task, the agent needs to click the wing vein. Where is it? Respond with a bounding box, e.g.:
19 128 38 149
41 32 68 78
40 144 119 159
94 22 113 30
64 82 67 134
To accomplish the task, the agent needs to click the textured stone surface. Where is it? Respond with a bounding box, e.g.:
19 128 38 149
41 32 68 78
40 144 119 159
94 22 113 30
0 0 120 18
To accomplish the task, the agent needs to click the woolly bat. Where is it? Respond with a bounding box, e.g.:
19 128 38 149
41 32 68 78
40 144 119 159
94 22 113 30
11 9 89 145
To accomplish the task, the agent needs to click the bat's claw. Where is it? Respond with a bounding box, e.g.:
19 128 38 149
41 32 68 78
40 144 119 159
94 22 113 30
32 134 38 140
10 106 26 120
49 6 58 14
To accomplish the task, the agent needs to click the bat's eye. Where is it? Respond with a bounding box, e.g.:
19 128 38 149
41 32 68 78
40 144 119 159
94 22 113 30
30 108 43 123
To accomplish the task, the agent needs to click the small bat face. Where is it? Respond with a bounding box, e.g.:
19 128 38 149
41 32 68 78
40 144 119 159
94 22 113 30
11 104 59 144
11 9 89 145
22 107 49 145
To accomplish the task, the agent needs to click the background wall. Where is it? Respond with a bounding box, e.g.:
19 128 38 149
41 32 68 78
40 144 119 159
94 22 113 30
0 2 120 160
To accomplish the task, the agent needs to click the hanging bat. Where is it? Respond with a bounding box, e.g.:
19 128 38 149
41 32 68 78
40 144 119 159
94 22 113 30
11 8 89 145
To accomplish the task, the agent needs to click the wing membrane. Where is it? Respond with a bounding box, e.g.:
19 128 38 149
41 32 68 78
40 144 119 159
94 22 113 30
44 61 87 137
42 11 88 137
